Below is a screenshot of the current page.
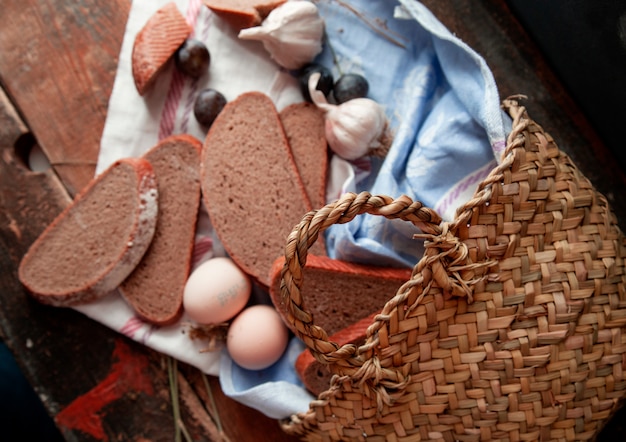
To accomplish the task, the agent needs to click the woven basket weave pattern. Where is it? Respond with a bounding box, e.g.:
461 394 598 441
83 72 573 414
278 100 626 441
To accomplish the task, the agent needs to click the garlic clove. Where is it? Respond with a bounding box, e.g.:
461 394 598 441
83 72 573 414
238 1 325 70
325 99 391 160
308 72 393 161
308 72 332 110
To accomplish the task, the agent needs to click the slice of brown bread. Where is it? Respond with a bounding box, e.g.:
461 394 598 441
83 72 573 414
279 102 328 211
269 254 412 336
201 91 316 287
202 0 286 31
295 312 376 396
18 158 158 306
119 135 202 325
132 2 192 95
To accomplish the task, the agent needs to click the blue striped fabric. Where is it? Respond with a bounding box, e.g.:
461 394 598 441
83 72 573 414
317 0 510 268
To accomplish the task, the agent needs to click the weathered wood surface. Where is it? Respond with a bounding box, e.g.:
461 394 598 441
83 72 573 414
0 0 129 197
0 0 624 441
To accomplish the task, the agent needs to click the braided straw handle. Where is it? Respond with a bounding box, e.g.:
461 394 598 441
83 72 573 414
279 191 443 366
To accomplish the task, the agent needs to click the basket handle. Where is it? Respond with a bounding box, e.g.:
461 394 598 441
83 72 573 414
279 191 443 366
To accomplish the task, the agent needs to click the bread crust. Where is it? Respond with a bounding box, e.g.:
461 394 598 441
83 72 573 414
200 91 315 287
18 158 159 306
279 102 328 212
276 255 412 395
131 2 192 95
202 0 287 30
295 312 376 396
269 254 412 335
119 135 202 325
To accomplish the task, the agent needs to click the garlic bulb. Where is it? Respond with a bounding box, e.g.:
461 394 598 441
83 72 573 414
308 73 392 161
238 1 324 70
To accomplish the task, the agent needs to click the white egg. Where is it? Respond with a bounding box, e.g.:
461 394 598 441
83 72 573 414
227 305 289 371
183 257 251 324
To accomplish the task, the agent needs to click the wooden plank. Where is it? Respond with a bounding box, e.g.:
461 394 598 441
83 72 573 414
0 0 131 197
0 85 174 441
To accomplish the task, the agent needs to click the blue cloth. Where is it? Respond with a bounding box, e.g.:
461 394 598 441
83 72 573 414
316 0 509 268
219 337 315 419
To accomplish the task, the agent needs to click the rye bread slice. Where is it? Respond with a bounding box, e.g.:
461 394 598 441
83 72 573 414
279 102 328 211
295 312 376 396
18 158 158 307
202 0 286 31
269 254 412 336
119 135 202 325
132 2 192 95
201 91 316 287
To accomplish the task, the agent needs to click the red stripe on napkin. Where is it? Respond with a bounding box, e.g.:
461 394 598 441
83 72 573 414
157 0 204 140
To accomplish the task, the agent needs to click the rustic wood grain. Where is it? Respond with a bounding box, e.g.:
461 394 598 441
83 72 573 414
0 0 131 197
0 86 175 441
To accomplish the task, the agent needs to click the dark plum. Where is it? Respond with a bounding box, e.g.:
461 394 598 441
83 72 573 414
298 64 334 102
194 89 227 128
175 39 210 79
333 73 369 103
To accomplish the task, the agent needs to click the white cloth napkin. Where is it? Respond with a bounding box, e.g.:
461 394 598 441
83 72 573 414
79 0 305 378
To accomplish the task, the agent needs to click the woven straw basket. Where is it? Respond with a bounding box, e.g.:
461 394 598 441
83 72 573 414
277 99 626 442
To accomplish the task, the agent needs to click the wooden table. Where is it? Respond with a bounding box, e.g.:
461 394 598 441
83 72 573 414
0 1 624 441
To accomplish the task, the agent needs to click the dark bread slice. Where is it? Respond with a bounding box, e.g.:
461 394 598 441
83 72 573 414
202 0 286 31
295 312 376 396
132 2 192 95
269 254 411 336
201 91 318 287
18 158 158 306
119 135 202 325
279 102 328 211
